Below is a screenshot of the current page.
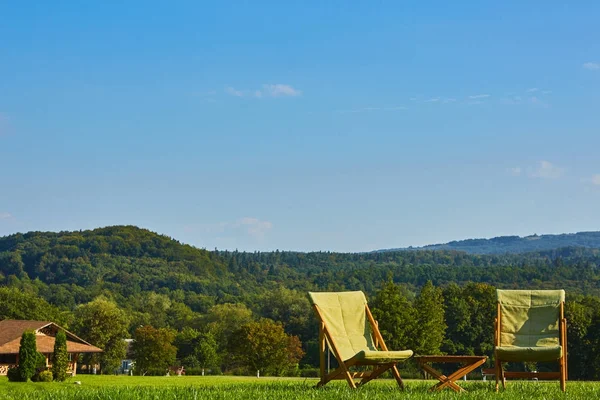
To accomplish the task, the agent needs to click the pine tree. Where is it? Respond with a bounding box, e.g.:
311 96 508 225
370 281 415 351
52 330 69 381
18 331 41 381
412 281 447 355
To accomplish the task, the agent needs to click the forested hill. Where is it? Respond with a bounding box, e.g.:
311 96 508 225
1 225 600 311
378 231 600 254
3 225 600 378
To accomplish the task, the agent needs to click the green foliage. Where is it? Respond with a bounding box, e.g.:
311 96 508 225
411 281 446 355
203 303 253 369
73 296 129 373
132 326 177 375
17 330 43 382
5 226 600 378
6 367 22 382
175 328 221 371
52 330 69 381
370 281 415 351
0 287 65 323
389 232 600 254
36 370 53 382
442 283 496 357
228 319 304 376
195 332 220 371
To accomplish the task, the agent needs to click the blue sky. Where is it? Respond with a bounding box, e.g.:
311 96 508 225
1 1 599 252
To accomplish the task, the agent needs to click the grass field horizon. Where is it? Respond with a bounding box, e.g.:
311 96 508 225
1 375 597 399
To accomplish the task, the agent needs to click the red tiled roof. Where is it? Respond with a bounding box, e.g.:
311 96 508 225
0 320 102 354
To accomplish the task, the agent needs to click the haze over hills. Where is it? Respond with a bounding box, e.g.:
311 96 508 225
377 231 600 255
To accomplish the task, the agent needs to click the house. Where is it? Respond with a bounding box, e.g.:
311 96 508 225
0 320 102 376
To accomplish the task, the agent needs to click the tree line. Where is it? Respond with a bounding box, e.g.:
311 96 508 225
1 226 600 377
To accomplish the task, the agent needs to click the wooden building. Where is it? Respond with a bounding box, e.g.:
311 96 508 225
0 320 102 375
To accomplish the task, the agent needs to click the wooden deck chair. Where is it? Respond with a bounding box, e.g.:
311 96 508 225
494 290 567 392
308 291 413 389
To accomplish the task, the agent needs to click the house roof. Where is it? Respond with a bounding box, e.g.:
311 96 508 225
0 320 103 354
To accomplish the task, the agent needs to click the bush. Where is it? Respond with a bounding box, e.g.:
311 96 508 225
299 367 319 377
7 367 23 382
52 330 69 381
17 331 41 381
37 370 53 382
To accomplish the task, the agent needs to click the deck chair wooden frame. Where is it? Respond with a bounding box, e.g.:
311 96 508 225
309 291 413 389
494 290 567 392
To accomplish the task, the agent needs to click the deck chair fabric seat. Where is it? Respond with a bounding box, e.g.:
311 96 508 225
352 350 414 363
309 291 413 389
495 345 562 362
494 289 567 392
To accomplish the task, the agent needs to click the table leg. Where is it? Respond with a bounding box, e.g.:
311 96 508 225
419 363 464 392
434 358 487 392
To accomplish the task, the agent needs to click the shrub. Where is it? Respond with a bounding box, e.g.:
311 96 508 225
299 367 319 378
37 370 53 382
7 367 23 382
52 330 69 381
17 331 44 381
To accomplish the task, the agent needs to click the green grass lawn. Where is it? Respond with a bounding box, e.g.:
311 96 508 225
1 375 598 399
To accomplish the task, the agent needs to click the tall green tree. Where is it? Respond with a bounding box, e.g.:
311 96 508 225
370 281 415 351
411 281 446 355
195 331 220 372
175 328 220 371
228 319 304 376
51 330 69 381
17 331 42 381
132 325 177 375
203 302 253 368
72 296 129 374
257 287 313 343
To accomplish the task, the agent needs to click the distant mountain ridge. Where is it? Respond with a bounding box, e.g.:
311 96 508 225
377 231 600 255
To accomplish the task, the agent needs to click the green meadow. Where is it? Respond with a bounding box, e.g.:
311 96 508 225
1 376 598 400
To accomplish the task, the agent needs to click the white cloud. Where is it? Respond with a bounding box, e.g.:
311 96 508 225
424 97 440 103
236 217 273 238
225 86 244 97
0 212 12 219
508 167 522 176
583 62 599 71
335 106 407 113
526 88 539 93
588 175 600 186
468 94 491 99
225 84 301 98
529 161 564 179
528 96 550 108
262 84 301 97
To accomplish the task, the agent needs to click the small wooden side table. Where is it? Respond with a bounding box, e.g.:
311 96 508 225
414 355 488 392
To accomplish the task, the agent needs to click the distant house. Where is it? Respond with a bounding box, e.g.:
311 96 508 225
0 320 102 376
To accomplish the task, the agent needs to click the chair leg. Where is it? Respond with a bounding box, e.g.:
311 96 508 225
391 365 405 390
495 358 500 392
560 358 566 392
